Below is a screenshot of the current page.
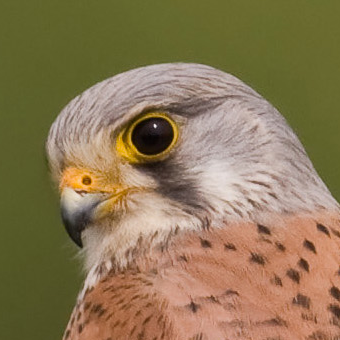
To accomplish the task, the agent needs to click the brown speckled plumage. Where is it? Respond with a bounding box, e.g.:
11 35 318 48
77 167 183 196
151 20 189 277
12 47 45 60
64 213 340 340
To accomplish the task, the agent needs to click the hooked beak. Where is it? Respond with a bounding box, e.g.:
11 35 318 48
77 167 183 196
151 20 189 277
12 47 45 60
60 188 106 248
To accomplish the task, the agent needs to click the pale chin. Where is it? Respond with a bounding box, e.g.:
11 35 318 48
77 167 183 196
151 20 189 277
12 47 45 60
80 194 204 273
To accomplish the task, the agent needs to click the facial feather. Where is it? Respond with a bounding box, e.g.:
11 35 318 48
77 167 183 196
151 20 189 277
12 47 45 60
46 63 339 274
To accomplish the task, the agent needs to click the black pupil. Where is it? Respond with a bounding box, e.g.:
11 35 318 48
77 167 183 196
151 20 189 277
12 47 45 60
131 117 174 155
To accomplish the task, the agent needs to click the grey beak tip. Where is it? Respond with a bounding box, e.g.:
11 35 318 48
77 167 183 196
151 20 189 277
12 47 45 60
60 206 89 248
62 215 84 248
60 191 103 248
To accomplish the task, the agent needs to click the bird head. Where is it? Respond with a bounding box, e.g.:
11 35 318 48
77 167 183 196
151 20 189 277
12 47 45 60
46 63 337 271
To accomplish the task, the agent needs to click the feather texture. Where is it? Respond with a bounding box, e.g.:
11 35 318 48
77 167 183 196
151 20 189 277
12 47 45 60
64 213 340 340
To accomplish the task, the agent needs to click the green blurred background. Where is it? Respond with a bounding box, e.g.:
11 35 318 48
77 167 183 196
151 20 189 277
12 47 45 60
1 1 340 339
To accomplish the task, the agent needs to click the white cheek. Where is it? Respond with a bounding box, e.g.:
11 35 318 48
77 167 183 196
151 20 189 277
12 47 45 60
81 192 202 272
194 161 243 212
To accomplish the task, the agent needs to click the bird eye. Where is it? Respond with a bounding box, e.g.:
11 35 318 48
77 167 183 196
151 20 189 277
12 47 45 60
131 117 174 155
116 112 179 163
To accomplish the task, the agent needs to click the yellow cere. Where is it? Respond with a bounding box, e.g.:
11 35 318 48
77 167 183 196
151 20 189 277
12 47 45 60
116 112 179 163
59 167 115 193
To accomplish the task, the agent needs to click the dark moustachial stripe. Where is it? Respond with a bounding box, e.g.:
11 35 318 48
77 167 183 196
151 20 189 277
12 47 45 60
142 160 208 213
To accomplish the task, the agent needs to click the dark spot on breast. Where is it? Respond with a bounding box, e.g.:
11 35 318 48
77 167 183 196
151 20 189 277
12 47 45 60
105 312 114 321
70 315 75 327
331 228 340 238
250 252 266 265
225 289 239 296
272 275 283 286
120 302 131 311
259 317 287 327
330 286 340 301
189 334 207 340
316 223 330 236
224 243 237 251
84 301 92 311
306 331 328 340
200 238 212 248
157 314 164 325
257 224 271 235
303 239 317 254
188 301 199 313
275 242 286 252
116 297 125 305
298 258 310 272
149 268 158 275
301 312 317 323
98 308 107 317
142 314 153 325
130 325 137 338
208 295 219 303
64 330 70 339
292 294 311 309
112 319 121 327
137 330 145 340
78 324 83 334
178 254 188 262
83 287 93 297
328 304 340 319
91 303 103 314
130 294 142 302
286 269 300 283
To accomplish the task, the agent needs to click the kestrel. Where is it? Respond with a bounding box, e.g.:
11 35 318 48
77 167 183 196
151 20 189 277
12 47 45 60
46 63 340 340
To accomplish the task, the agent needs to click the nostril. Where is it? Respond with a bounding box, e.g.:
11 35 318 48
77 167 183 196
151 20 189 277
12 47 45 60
82 176 92 185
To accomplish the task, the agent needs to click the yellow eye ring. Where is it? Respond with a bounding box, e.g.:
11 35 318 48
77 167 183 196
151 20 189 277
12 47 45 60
116 112 179 163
